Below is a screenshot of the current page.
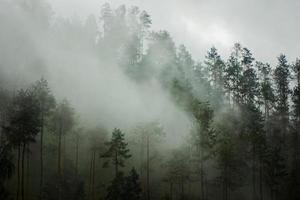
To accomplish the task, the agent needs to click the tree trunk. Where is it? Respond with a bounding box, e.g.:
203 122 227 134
62 135 66 174
21 143 25 200
259 152 263 200
92 150 96 200
115 151 118 177
252 143 256 200
88 153 93 200
181 176 184 200
140 136 144 185
40 111 44 200
17 144 20 200
26 145 30 200
58 126 62 200
200 144 205 200
75 133 79 176
170 182 173 200
146 134 150 200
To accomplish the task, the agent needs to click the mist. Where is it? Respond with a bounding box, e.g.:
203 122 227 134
1 1 300 200
0 0 191 145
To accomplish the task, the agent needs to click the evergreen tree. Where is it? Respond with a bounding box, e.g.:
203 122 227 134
123 168 142 200
105 168 142 200
0 140 14 200
224 43 243 105
240 47 258 105
102 128 131 176
290 58 300 199
264 146 288 200
257 62 275 129
105 172 125 200
133 122 165 200
214 110 248 200
273 54 290 140
205 47 225 90
49 99 74 200
6 89 41 200
204 46 225 107
31 78 56 200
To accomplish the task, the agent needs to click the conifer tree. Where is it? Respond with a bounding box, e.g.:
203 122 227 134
31 78 56 199
290 58 300 199
6 89 41 200
224 43 243 105
49 99 74 200
123 168 142 200
273 54 290 140
102 128 131 177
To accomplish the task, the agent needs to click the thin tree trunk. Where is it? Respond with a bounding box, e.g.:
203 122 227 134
75 133 79 176
17 145 20 200
252 143 256 200
62 135 66 173
200 145 204 200
225 163 229 200
92 150 96 200
88 153 93 200
181 177 184 199
259 152 263 200
40 112 44 200
26 145 30 200
58 126 62 200
140 136 144 184
146 134 150 200
170 182 173 200
115 151 118 177
21 143 26 200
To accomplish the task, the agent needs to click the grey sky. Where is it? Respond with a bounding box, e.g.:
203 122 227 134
50 0 300 64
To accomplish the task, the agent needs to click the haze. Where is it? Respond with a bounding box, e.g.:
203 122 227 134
51 0 300 63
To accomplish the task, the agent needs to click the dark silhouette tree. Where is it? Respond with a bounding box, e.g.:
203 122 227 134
123 168 142 200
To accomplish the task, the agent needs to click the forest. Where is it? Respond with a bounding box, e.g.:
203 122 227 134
0 1 300 200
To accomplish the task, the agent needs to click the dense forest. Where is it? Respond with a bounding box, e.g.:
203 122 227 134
1 1 300 200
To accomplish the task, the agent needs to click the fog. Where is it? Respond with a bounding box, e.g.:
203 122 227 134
51 0 300 64
0 0 191 145
1 1 300 200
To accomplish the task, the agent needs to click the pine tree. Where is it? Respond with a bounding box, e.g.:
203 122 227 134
105 172 125 200
31 78 56 200
49 100 74 200
290 58 300 199
204 46 225 108
224 43 243 105
0 139 14 199
264 146 288 200
239 46 265 200
240 47 258 105
257 62 275 131
214 111 247 200
6 89 41 200
102 128 131 177
273 54 290 141
205 47 225 90
105 168 142 200
123 168 142 200
133 122 165 200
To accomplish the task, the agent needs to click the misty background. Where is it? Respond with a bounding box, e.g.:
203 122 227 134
51 0 300 63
